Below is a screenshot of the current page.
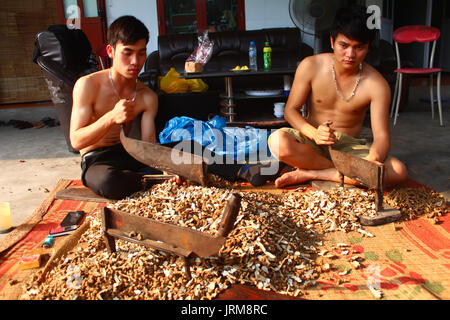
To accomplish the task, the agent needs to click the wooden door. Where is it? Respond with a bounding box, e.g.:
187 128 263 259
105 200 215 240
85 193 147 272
56 0 107 56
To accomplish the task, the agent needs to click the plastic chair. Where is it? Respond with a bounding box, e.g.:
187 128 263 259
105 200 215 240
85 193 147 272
390 25 444 127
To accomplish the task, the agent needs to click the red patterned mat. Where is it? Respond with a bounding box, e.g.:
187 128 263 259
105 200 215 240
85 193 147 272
0 180 105 298
0 179 448 300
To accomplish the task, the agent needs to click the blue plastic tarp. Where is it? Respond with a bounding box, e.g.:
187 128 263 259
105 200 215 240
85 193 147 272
159 116 274 161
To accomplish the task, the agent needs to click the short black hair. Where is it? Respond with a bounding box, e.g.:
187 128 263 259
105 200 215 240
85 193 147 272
330 5 377 44
107 15 149 47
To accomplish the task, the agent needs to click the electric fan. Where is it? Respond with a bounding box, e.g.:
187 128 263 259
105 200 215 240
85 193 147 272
289 0 350 54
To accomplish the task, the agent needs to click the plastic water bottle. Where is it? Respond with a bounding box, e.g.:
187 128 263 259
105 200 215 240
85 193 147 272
249 41 257 70
263 41 272 70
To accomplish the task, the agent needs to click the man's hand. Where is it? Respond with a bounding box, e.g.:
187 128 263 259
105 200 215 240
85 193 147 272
110 99 136 124
313 121 336 145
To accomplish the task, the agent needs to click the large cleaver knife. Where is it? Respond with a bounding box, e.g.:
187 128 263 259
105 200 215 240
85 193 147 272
328 148 384 209
328 147 402 226
120 126 209 186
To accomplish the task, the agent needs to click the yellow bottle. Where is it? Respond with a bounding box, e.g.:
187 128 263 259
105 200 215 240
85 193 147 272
0 202 13 233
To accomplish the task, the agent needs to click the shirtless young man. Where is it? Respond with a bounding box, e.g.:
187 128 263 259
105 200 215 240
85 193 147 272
70 16 162 200
268 5 408 189
70 16 274 199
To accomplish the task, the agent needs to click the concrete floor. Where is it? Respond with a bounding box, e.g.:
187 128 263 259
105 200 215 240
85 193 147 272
0 86 449 241
0 107 81 241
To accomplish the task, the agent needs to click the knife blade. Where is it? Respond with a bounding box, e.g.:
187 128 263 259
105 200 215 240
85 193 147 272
328 148 384 189
120 126 209 186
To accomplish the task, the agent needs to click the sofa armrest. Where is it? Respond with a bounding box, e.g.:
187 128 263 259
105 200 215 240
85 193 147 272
139 51 162 90
139 70 159 90
144 51 160 72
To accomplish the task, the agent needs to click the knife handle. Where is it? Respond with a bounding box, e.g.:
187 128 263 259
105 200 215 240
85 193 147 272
324 123 345 186
324 122 334 152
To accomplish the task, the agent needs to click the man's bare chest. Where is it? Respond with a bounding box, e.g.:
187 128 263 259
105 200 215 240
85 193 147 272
90 89 117 119
310 76 370 113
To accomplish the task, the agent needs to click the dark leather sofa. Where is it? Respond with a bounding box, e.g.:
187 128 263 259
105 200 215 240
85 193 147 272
139 28 314 132
141 27 313 90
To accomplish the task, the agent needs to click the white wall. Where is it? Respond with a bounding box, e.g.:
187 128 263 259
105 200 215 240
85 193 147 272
245 0 313 48
104 0 313 52
245 0 295 30
105 0 159 54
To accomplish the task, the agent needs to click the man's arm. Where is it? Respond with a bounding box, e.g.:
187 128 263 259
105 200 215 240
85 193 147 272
284 58 312 131
284 57 335 145
140 87 158 144
368 76 392 163
70 76 135 151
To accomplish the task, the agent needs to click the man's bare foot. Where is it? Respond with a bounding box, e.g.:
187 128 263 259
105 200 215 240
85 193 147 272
274 169 316 188
274 167 346 188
